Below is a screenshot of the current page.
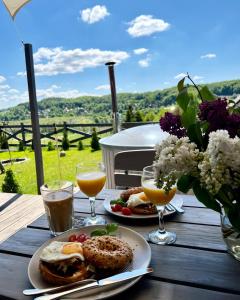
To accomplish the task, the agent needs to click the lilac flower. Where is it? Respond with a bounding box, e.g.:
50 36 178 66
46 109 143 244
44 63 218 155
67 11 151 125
226 114 240 138
159 112 186 138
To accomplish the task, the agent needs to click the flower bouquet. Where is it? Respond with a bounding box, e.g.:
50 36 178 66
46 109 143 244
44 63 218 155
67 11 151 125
155 74 240 260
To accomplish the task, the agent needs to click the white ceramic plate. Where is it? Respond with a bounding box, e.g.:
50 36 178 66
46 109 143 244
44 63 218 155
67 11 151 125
104 194 184 219
28 225 151 300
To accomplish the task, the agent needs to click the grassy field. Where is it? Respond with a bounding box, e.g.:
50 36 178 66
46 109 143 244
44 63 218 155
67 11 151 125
0 147 102 194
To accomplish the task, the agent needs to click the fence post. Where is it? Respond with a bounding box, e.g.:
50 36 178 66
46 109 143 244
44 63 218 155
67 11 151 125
21 123 26 146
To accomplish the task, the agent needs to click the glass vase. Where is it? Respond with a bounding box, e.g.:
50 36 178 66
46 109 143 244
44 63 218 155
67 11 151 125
221 214 240 261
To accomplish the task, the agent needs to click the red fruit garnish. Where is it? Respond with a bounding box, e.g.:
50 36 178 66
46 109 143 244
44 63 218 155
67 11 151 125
114 204 123 212
77 233 89 243
111 205 118 212
122 207 132 215
68 234 77 242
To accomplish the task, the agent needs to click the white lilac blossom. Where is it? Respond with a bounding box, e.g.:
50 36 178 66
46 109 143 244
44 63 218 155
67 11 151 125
199 130 240 194
154 135 201 190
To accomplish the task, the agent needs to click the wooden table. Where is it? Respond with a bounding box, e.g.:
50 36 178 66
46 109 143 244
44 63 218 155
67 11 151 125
0 189 240 300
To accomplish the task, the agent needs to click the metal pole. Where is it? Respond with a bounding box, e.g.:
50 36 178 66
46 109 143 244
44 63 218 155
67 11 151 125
105 62 120 133
24 43 44 194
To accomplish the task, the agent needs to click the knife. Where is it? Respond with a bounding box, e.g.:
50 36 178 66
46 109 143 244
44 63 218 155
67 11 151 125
34 267 153 300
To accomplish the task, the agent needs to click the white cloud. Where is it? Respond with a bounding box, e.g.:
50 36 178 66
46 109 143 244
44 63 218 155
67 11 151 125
95 84 110 91
0 84 10 90
81 5 110 24
138 56 151 67
193 75 204 81
174 73 187 79
200 53 216 59
17 47 129 76
164 82 170 85
0 75 6 83
127 15 170 37
133 48 148 55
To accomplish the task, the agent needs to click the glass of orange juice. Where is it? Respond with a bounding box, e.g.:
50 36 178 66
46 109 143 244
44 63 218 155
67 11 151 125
76 163 106 226
142 165 177 245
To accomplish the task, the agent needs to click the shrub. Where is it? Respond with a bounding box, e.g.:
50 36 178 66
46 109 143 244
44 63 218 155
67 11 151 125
2 169 21 193
91 128 100 151
0 132 8 149
47 141 55 151
18 141 25 151
62 130 70 151
125 105 135 122
135 110 143 122
78 140 84 151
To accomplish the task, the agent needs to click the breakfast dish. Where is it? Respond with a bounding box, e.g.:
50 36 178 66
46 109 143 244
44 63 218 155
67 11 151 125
28 225 151 300
104 189 184 219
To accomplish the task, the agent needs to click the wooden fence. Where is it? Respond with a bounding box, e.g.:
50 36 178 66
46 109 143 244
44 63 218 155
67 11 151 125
0 122 113 147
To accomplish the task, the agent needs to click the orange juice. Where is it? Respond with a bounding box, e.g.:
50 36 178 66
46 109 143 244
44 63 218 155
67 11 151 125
142 179 176 206
77 172 106 197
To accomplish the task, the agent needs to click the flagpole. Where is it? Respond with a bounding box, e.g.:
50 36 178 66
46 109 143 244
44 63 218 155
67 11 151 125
24 43 44 194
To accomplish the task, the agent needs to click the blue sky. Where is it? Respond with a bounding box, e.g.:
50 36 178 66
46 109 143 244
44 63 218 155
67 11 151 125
0 0 240 109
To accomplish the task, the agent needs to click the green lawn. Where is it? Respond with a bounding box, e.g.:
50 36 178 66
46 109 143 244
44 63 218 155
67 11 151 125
0 147 102 194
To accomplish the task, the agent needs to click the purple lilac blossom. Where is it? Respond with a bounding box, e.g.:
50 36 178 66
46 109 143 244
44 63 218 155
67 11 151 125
159 112 186 138
199 98 240 137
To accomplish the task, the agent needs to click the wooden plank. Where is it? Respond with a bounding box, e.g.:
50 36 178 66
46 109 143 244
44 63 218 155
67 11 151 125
72 198 220 226
0 253 238 300
0 217 225 256
0 194 44 243
0 193 17 206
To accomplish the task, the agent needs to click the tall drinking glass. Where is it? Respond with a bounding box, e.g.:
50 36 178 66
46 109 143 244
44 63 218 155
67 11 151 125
76 163 106 226
142 165 177 245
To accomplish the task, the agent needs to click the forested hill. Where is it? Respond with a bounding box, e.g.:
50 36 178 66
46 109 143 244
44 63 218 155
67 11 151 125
1 79 240 122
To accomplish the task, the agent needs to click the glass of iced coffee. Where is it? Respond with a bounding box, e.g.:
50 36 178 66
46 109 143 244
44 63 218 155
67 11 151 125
40 181 73 236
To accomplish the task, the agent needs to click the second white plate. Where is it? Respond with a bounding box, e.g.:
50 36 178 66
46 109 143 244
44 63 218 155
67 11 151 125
103 194 184 219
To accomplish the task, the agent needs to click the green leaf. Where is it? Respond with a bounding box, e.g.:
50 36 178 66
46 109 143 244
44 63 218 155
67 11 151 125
106 223 118 234
110 199 127 207
176 88 190 111
90 229 107 237
200 86 216 101
192 181 221 213
187 123 203 149
177 77 185 92
228 203 240 233
177 175 195 193
181 106 197 129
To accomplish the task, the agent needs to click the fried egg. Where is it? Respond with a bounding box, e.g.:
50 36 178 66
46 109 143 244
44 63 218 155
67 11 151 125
40 241 84 263
127 192 151 208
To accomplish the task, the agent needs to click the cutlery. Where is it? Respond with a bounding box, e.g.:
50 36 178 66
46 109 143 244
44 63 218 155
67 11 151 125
23 279 96 296
168 203 184 214
33 267 153 300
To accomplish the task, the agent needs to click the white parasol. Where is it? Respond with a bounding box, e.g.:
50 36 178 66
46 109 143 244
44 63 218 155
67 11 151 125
2 0 30 19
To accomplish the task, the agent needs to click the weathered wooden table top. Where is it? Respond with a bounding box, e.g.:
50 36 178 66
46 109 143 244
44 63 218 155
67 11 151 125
0 189 240 300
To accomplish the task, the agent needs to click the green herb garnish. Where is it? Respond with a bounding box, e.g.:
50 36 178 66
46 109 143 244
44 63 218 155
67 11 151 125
110 199 127 207
90 223 118 237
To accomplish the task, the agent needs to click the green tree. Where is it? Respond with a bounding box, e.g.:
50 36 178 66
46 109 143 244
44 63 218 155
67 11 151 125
135 110 143 122
125 105 135 122
47 141 55 151
0 132 8 149
18 141 25 151
78 140 84 151
62 130 70 151
2 169 21 193
91 128 100 151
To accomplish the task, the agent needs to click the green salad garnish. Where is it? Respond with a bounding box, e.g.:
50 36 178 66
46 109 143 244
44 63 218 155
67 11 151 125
90 223 118 237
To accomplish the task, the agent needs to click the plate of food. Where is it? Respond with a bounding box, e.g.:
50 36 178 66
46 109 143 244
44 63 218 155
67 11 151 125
28 224 151 300
104 187 183 219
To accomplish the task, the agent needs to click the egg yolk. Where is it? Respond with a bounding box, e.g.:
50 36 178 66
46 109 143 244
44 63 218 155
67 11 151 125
62 243 83 255
139 192 149 202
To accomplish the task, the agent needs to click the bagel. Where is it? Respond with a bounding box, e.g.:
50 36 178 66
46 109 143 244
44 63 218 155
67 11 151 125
82 236 133 270
120 187 143 201
39 259 90 285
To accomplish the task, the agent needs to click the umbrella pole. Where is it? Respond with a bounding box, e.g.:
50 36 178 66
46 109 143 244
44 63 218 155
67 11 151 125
105 62 120 133
24 43 44 194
